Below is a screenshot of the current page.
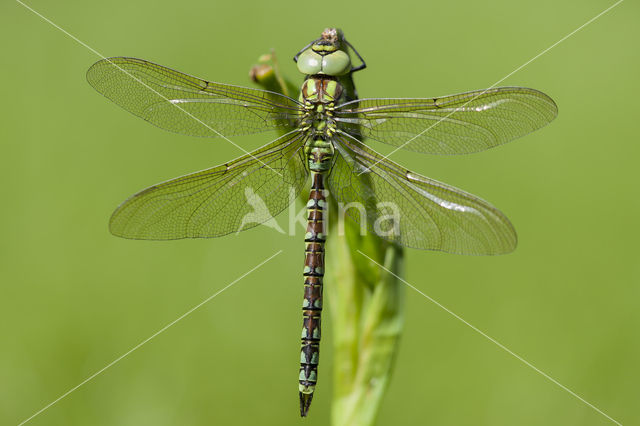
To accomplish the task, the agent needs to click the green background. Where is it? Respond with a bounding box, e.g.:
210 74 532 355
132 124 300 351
2 0 638 425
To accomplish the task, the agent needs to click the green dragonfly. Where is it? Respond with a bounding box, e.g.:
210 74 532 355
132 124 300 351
87 28 557 416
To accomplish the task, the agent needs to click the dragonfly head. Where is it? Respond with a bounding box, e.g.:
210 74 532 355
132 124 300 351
294 28 364 76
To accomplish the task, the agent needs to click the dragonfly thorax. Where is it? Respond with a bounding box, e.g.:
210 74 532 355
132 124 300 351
299 77 345 140
300 77 345 104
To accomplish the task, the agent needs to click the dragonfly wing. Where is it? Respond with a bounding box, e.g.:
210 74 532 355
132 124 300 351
87 57 301 138
110 130 308 239
334 87 557 154
328 132 516 254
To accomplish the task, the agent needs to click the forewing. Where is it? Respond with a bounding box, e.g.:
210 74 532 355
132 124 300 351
110 131 308 239
87 57 301 138
328 133 517 254
335 87 557 154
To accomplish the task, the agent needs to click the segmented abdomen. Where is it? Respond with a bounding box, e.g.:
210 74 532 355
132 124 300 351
299 171 327 415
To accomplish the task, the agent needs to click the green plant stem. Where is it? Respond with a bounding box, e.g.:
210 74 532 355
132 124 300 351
326 212 404 426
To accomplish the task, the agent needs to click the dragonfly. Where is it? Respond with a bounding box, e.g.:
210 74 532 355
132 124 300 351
87 28 557 416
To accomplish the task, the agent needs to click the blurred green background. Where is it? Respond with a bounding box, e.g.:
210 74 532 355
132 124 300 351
2 0 638 425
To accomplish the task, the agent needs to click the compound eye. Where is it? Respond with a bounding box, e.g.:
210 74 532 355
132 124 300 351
297 49 322 75
321 50 351 76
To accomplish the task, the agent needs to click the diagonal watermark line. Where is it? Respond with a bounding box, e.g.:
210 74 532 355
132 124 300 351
17 250 282 426
358 0 624 175
357 250 622 425
16 0 283 177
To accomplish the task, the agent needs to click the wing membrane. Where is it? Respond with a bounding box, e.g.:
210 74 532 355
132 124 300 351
335 87 557 154
110 130 308 239
328 132 516 254
87 57 301 138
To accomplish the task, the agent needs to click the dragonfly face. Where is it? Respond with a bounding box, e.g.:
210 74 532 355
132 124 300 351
86 27 557 418
295 28 352 76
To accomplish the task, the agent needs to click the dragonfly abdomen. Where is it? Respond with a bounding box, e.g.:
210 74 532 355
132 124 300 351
299 170 328 416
